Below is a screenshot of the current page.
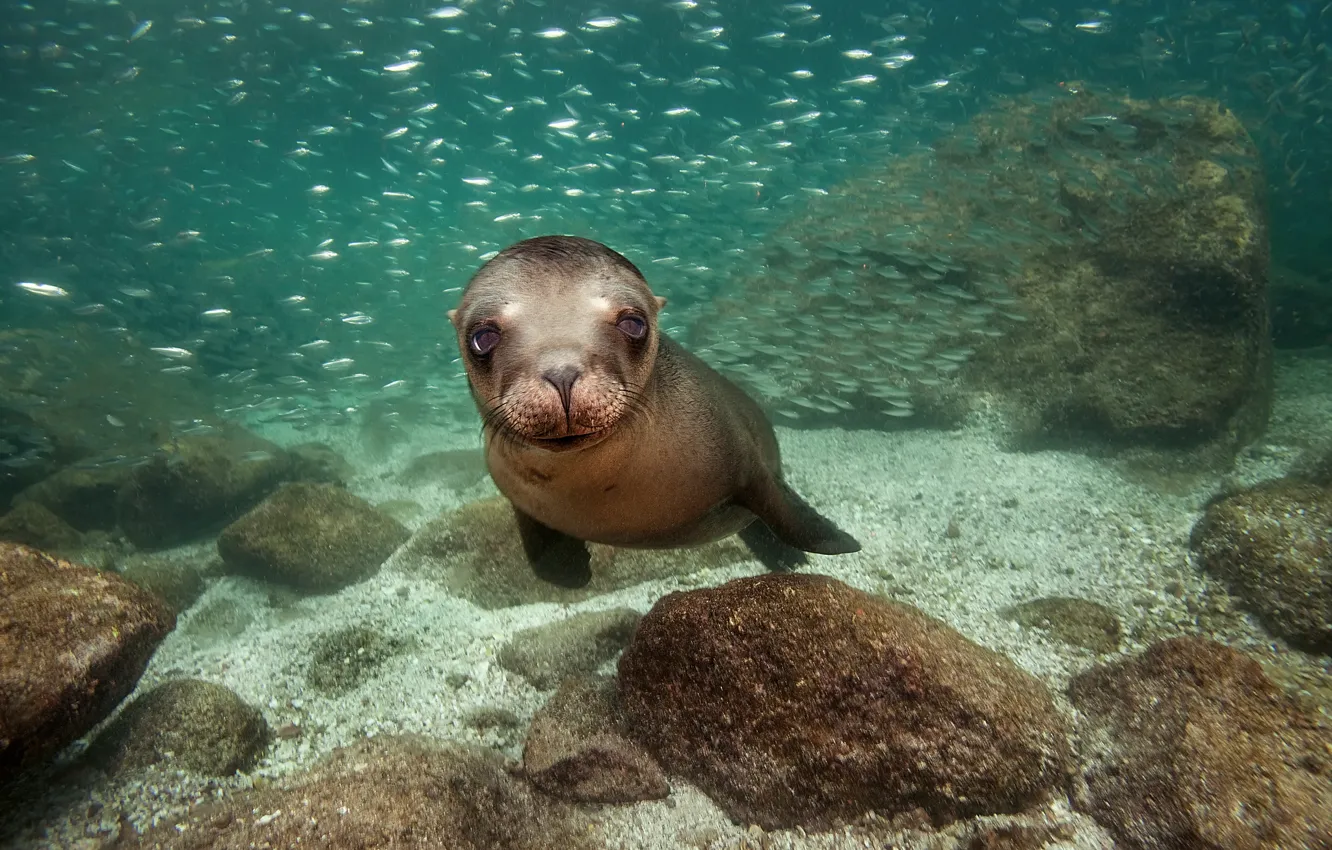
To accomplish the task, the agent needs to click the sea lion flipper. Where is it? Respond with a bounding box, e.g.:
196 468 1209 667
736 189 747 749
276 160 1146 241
513 508 592 588
739 520 808 572
740 477 862 557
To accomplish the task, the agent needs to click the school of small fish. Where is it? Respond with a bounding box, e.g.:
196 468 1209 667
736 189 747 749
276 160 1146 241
0 0 1326 442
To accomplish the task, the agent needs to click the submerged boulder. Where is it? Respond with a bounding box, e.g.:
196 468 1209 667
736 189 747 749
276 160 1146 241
1069 637 1332 849
396 448 489 490
0 543 175 783
523 675 668 804
618 573 1070 830
117 429 294 549
119 735 597 850
691 92 1269 466
0 500 83 551
14 462 132 533
1191 478 1332 653
218 482 409 593
88 679 269 777
393 497 750 608
498 608 641 689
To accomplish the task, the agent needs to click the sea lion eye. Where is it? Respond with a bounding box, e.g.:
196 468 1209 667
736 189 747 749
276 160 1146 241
469 325 500 356
616 313 647 340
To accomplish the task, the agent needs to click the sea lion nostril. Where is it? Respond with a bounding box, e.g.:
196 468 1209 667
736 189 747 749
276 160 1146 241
543 365 580 412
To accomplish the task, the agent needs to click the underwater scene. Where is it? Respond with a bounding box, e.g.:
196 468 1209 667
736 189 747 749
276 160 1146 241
1 0 1331 846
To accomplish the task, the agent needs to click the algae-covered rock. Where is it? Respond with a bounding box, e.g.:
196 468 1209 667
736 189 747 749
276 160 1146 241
88 679 268 777
285 441 353 486
691 92 1269 467
1069 637 1332 850
217 482 409 593
397 448 489 489
0 543 175 783
524 675 668 804
0 500 83 551
394 497 750 608
1191 479 1332 653
118 735 598 850
498 608 640 689
117 429 294 549
119 548 213 613
618 573 1070 830
15 462 133 532
1001 597 1122 654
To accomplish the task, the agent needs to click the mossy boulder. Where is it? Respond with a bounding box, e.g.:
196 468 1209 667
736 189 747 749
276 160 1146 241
397 448 489 490
523 675 668 804
0 543 175 783
14 462 133 532
1070 637 1332 849
218 483 409 593
286 441 354 486
394 497 750 608
119 548 213 614
618 573 1070 830
117 429 295 549
690 93 1269 468
88 679 268 777
118 735 598 850
0 500 83 551
1191 479 1332 653
498 608 640 689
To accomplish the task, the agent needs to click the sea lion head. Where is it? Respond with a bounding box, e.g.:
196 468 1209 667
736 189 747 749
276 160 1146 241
449 235 667 453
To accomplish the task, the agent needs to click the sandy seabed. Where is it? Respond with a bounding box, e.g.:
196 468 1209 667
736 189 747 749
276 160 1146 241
4 349 1331 850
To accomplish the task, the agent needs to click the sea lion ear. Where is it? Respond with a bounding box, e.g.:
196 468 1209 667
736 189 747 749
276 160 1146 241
654 296 667 311
447 308 459 327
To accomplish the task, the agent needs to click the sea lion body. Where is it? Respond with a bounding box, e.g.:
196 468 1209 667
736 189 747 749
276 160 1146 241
450 235 860 587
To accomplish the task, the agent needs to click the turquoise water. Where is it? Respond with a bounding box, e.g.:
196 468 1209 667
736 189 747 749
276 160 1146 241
3 2 1332 845
1 0 1326 441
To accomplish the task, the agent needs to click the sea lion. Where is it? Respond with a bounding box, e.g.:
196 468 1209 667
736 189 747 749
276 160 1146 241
448 235 861 588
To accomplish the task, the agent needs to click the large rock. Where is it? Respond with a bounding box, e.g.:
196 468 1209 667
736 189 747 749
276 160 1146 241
88 679 269 777
690 93 1269 466
218 482 409 593
117 429 295 549
1069 637 1332 850
15 462 133 532
0 328 220 509
1191 479 1332 653
617 573 1070 830
0 499 83 550
397 448 489 489
523 675 668 803
119 734 597 850
118 547 213 614
498 608 640 689
0 543 175 783
394 497 750 608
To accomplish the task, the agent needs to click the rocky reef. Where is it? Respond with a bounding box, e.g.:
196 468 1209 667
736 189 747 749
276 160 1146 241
691 92 1269 468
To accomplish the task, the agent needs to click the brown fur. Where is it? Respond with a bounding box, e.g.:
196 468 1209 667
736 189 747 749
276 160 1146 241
449 235 859 583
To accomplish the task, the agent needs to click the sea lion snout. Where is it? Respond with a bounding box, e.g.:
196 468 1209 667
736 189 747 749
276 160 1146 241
542 365 580 416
